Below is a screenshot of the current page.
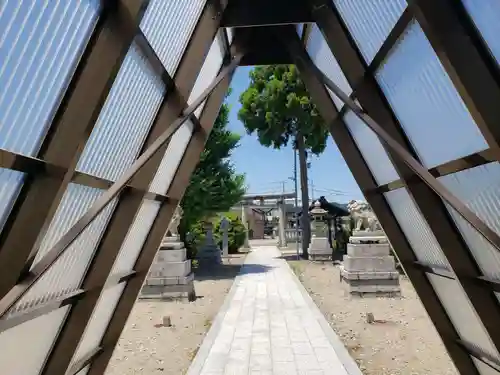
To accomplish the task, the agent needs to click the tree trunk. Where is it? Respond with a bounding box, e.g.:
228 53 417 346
297 134 310 259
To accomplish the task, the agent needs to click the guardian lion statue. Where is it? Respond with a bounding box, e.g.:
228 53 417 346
347 200 381 232
167 205 183 238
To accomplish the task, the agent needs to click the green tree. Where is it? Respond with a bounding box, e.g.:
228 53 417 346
179 97 246 251
238 65 328 258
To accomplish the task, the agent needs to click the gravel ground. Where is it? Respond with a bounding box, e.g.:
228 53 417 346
104 253 247 375
289 260 458 375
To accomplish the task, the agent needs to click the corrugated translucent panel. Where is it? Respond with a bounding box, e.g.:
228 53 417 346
76 42 165 181
0 306 69 375
0 0 100 156
344 109 399 185
438 162 500 281
227 28 234 44
0 168 24 233
427 274 500 360
473 358 500 375
187 34 225 117
461 0 500 65
140 0 207 76
306 24 352 110
77 366 89 375
384 188 450 268
332 0 407 63
111 200 161 274
8 184 117 314
70 282 126 366
296 23 304 36
149 119 195 195
376 20 488 168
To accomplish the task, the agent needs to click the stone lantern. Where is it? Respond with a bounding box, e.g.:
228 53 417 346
308 200 332 260
197 221 222 265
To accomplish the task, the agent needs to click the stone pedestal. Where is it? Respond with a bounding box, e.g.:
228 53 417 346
340 234 400 295
140 237 196 301
308 204 332 260
197 222 222 265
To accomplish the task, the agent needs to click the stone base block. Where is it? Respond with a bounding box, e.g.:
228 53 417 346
149 260 191 277
140 283 196 301
310 252 332 261
343 255 395 272
347 243 390 257
197 245 222 264
160 240 185 250
340 268 399 280
155 248 186 263
342 279 401 295
309 237 329 253
145 273 194 286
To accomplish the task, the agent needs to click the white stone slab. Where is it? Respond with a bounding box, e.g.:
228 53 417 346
155 248 186 262
149 260 191 277
347 243 390 257
340 268 399 280
349 236 388 244
342 256 395 272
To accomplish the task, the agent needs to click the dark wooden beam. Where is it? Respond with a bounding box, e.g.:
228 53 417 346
312 0 500 361
0 0 147 300
221 0 313 27
286 26 479 375
40 2 230 374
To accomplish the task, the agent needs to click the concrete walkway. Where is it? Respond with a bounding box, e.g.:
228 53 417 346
187 246 362 375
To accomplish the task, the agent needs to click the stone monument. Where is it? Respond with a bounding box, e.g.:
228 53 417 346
308 200 332 260
340 200 400 295
220 216 230 258
140 205 196 301
197 221 222 264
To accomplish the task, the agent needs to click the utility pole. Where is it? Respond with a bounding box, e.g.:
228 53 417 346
293 148 300 259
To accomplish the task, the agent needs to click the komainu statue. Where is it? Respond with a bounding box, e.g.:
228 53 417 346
347 200 382 232
167 205 183 238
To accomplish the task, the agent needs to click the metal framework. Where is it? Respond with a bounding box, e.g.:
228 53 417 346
1 0 500 374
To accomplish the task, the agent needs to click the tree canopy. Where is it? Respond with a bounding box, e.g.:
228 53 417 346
238 64 328 154
179 97 246 235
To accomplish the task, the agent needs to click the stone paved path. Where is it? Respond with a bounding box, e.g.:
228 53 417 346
186 246 362 375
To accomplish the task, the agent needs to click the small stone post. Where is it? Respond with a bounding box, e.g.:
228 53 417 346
220 216 230 258
277 200 287 248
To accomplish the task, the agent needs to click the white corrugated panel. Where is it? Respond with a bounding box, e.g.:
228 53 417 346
0 0 100 156
332 0 407 63
111 200 161 274
70 282 126 367
344 109 399 185
227 28 234 44
149 120 195 195
0 306 69 375
296 23 304 36
140 0 207 76
439 162 500 282
76 42 165 181
306 24 352 110
76 366 89 375
461 0 500 65
384 188 450 268
473 358 500 375
8 184 117 315
427 274 500 361
376 20 488 168
187 33 225 117
0 168 24 233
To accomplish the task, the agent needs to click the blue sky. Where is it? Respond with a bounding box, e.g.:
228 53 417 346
225 66 364 204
